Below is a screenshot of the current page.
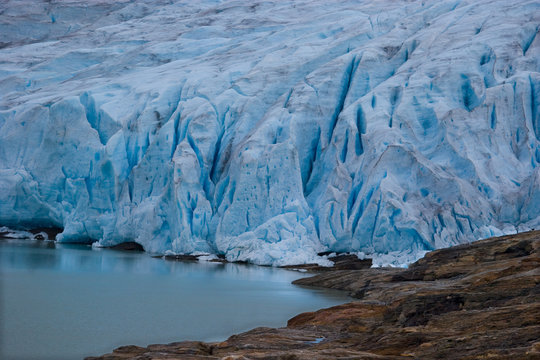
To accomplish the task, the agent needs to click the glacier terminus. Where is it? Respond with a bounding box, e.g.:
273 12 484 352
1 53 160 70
0 0 539 266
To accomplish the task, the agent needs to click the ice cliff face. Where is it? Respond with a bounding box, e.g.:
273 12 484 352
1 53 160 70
0 0 539 265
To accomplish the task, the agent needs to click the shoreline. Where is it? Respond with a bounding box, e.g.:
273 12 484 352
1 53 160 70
0 225 374 270
88 230 540 359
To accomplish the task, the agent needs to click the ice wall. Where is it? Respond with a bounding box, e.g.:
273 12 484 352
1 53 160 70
1 0 539 265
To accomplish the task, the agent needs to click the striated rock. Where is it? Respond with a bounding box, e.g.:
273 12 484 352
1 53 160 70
88 230 540 359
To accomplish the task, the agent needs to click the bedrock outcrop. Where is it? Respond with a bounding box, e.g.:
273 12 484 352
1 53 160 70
88 230 540 359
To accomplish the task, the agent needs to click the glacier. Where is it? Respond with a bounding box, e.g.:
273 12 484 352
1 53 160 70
0 0 539 266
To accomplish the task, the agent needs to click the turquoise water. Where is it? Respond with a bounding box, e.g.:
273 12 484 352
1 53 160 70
0 239 348 360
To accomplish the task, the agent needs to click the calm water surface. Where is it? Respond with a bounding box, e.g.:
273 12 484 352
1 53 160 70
0 239 349 360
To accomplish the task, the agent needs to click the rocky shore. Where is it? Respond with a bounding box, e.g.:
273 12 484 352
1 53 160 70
88 231 540 360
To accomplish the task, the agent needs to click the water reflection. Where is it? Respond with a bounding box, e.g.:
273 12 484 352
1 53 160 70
0 239 349 360
0 239 295 280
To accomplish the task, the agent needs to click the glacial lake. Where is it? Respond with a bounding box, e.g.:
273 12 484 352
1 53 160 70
0 239 349 360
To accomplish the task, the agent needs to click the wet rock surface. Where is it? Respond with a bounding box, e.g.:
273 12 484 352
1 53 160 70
88 231 540 359
108 242 145 251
